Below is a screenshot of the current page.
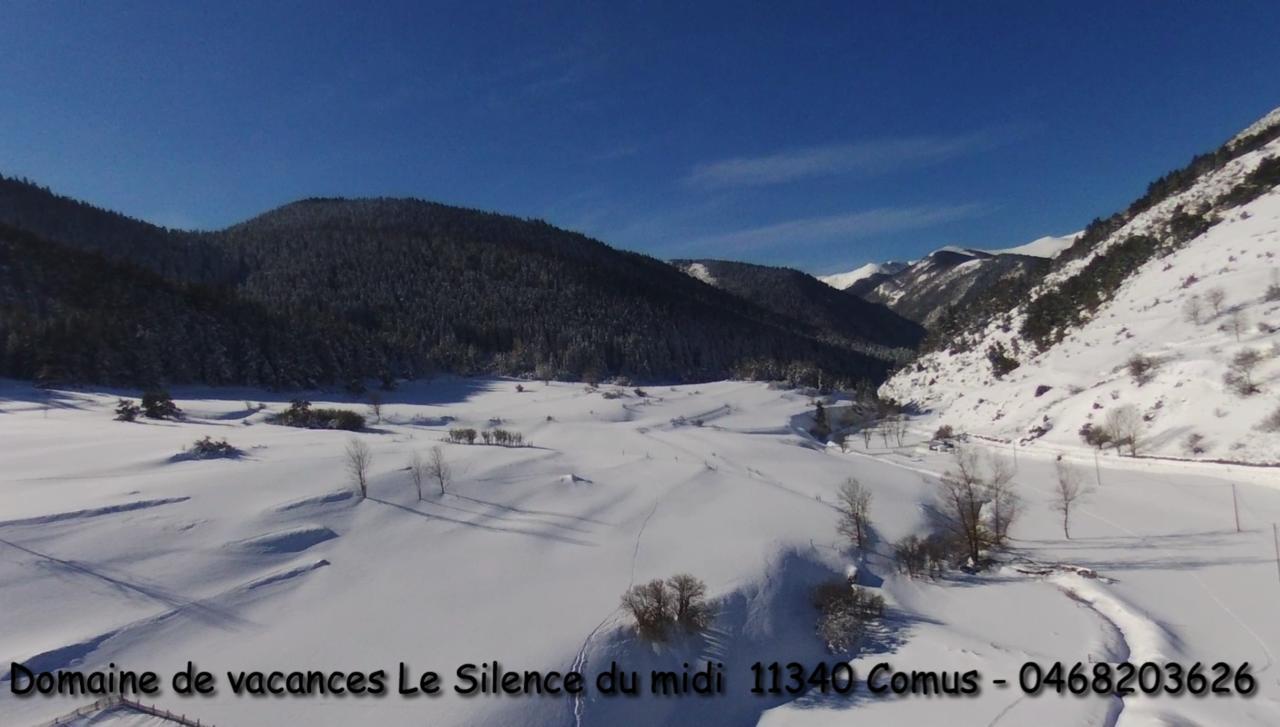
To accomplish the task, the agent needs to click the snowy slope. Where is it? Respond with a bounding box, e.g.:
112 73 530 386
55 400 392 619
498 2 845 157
882 126 1280 464
818 262 907 291
991 232 1081 258
855 248 1046 326
818 232 1074 297
3 380 1280 727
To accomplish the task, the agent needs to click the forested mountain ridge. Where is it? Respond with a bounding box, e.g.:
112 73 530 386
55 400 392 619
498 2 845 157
853 247 1050 328
0 180 920 389
671 258 924 359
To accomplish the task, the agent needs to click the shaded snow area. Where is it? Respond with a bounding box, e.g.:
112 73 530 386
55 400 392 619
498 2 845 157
885 151 1280 464
2 380 1280 726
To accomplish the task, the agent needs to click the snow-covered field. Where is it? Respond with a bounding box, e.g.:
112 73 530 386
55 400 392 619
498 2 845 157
2 380 1279 726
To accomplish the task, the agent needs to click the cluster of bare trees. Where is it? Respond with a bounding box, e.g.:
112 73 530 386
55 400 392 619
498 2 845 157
621 574 714 641
345 440 456 501
446 427 527 446
812 580 884 653
409 446 451 498
889 448 1099 574
1082 404 1144 456
933 448 1020 568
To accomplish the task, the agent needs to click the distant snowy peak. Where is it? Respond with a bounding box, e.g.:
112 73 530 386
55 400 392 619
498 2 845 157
818 261 907 290
819 233 1074 293
990 232 1082 258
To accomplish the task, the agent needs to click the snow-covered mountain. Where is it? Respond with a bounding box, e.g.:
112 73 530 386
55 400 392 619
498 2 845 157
819 235 1077 327
817 261 907 290
883 106 1280 465
671 258 925 358
990 232 1081 257
846 247 1049 326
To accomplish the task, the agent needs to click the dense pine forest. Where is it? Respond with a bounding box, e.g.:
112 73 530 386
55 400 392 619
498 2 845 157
0 179 917 390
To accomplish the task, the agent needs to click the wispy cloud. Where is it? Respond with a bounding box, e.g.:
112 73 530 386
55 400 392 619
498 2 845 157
678 203 988 254
684 132 999 190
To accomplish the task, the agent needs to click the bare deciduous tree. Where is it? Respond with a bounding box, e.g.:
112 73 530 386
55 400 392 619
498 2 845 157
1226 309 1249 342
621 579 674 641
1053 459 1089 539
1205 287 1226 317
985 456 1020 548
666 573 713 631
936 448 990 567
426 445 451 496
836 478 873 549
367 392 383 424
345 439 373 499
1224 348 1264 396
889 414 909 447
409 451 427 500
1104 405 1143 457
935 448 1021 566
1183 295 1204 325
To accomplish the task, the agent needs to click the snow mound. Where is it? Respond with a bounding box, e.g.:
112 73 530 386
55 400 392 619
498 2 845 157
232 526 339 554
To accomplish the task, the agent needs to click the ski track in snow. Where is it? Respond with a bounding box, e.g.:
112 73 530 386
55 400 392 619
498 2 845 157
571 499 662 727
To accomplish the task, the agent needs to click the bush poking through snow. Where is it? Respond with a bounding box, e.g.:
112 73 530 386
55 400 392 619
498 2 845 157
114 399 141 422
186 436 241 459
1104 405 1143 456
1224 349 1264 396
893 534 950 578
810 401 830 440
1184 432 1208 455
1126 353 1159 386
1079 422 1113 450
985 342 1019 378
447 427 526 446
141 390 181 420
270 399 365 431
621 574 713 642
933 424 954 440
1257 403 1280 433
447 428 477 444
1265 270 1280 302
812 581 884 653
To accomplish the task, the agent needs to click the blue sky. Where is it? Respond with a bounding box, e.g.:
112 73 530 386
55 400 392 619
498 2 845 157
3 2 1278 274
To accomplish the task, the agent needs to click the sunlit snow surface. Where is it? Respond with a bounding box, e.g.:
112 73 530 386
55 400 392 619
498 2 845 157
2 379 1279 726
